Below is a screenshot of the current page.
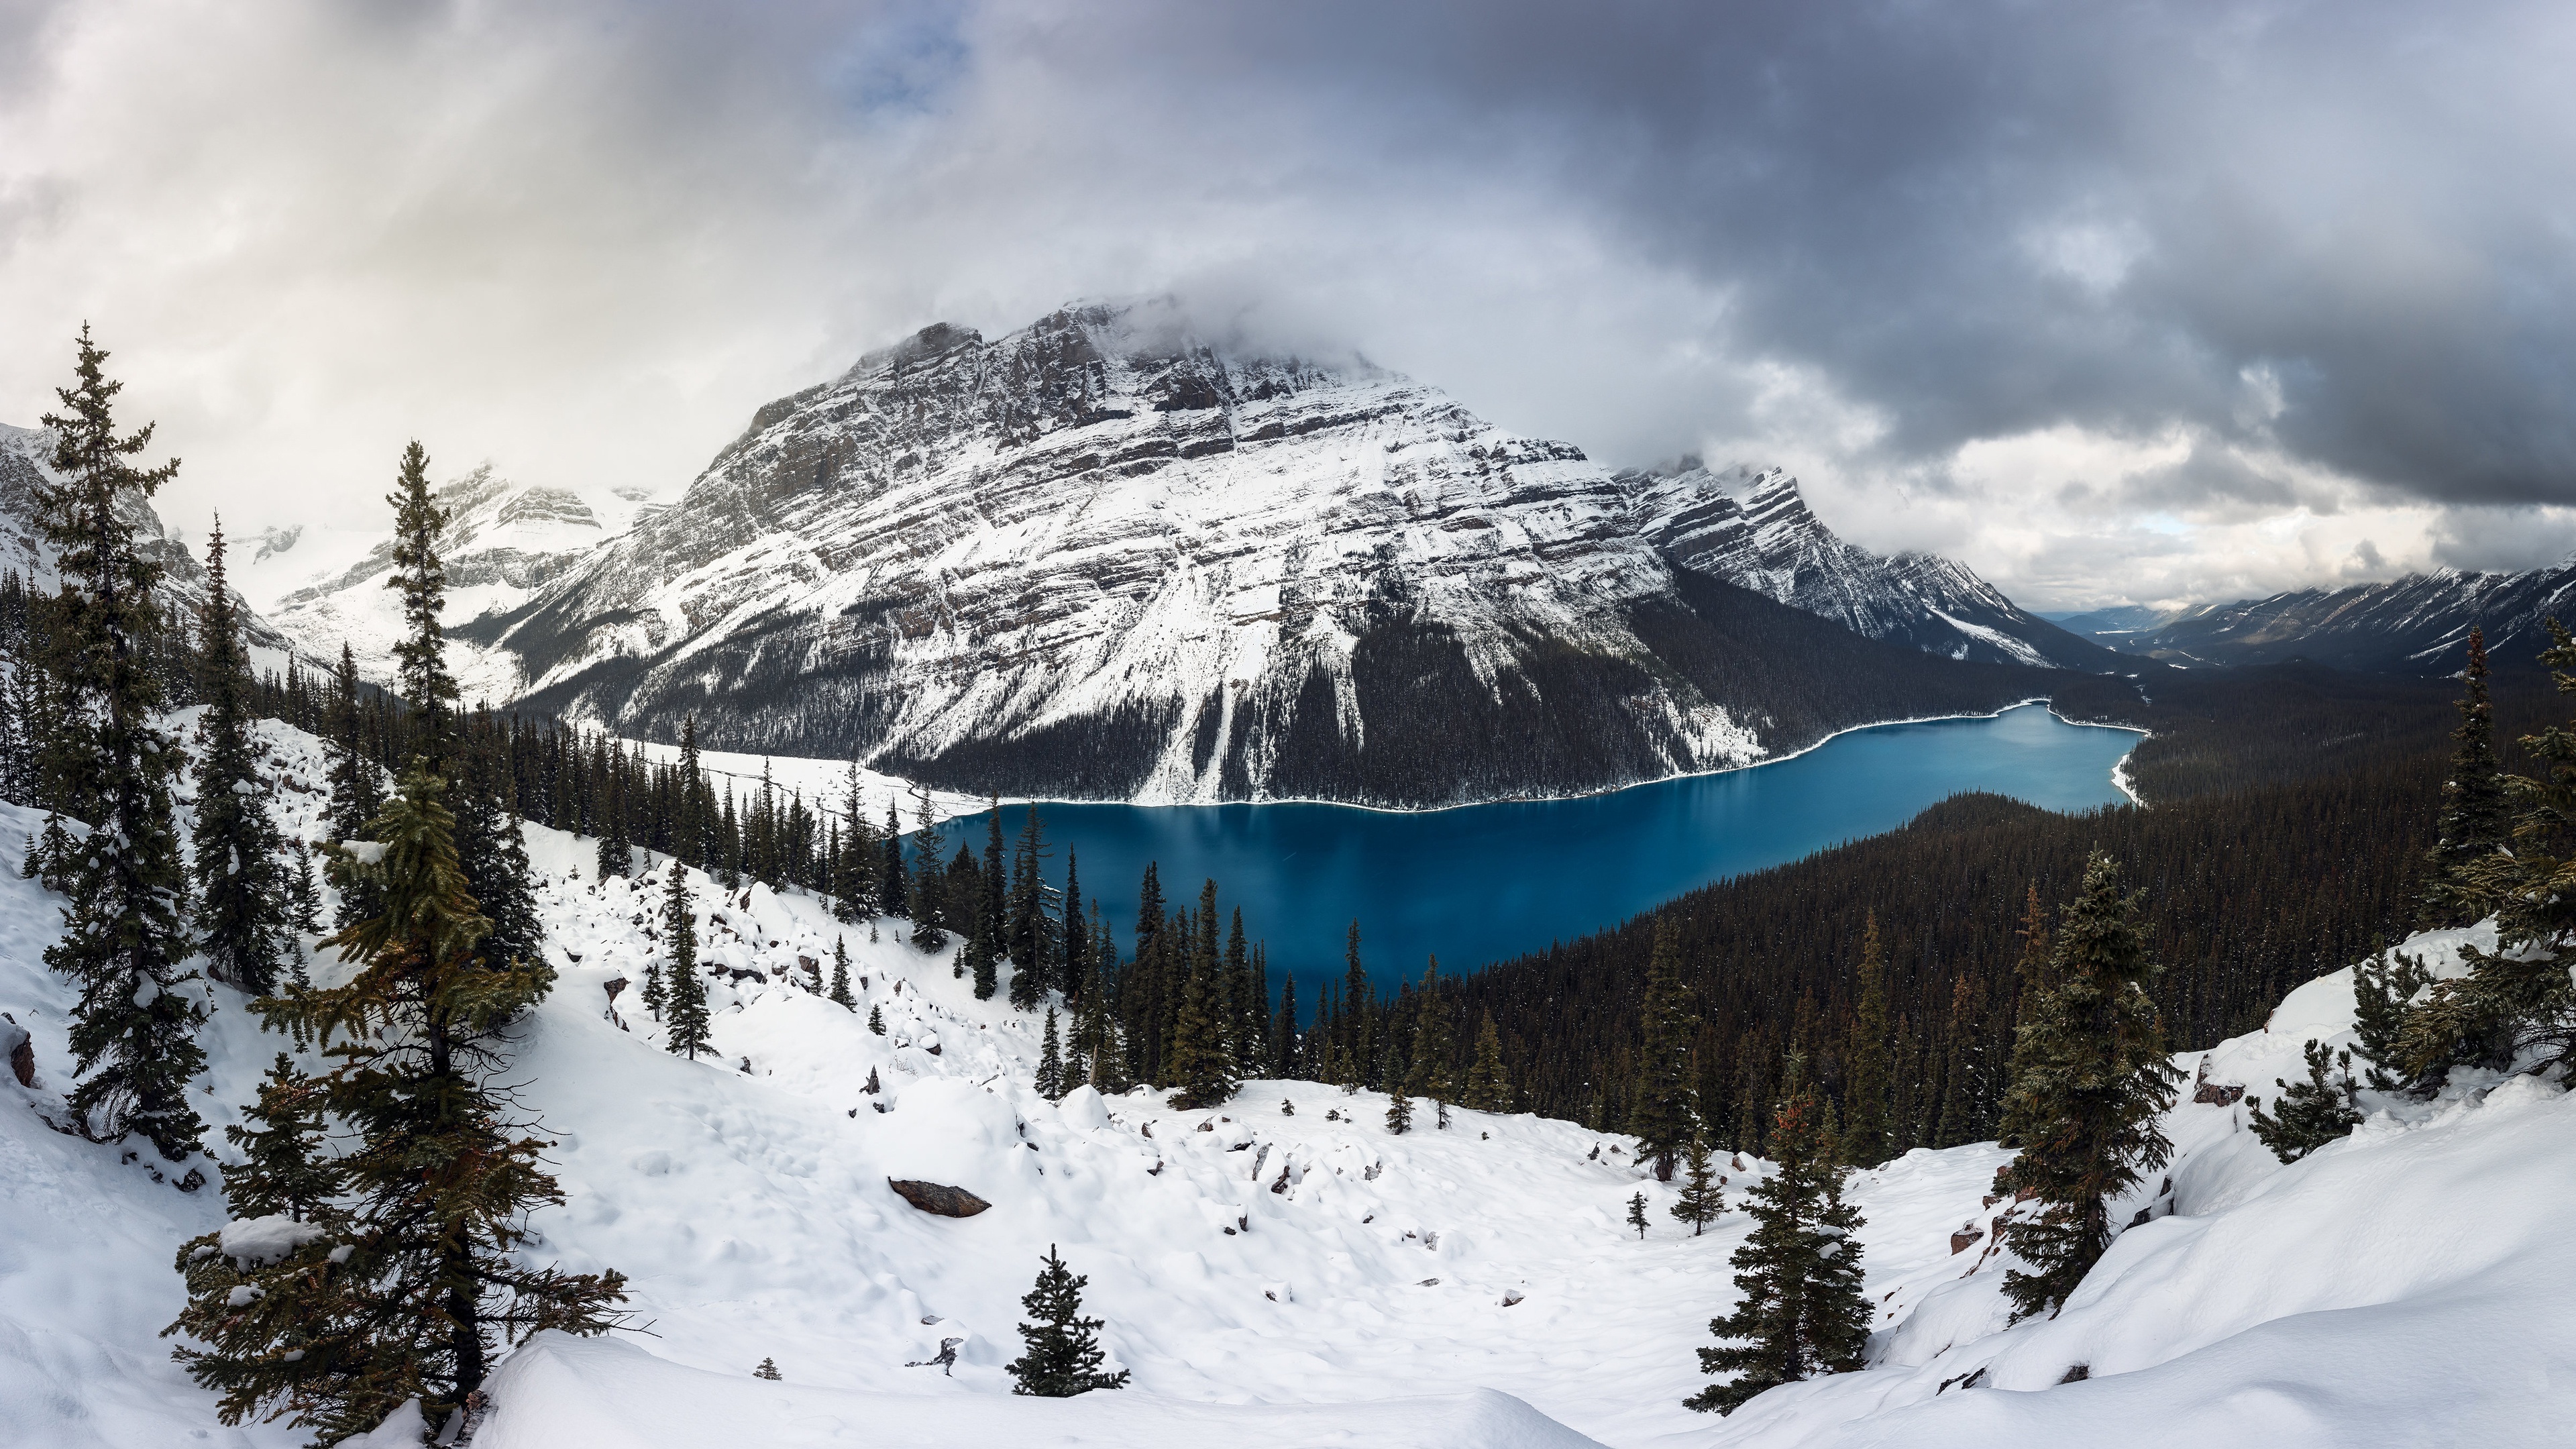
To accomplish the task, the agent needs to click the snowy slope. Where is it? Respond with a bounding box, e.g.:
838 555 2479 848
2125 564 2576 676
0 422 299 667
245 299 2081 809
6 714 2565 1446
1623 461 2114 671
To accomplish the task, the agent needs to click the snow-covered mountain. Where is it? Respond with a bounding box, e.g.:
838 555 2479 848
1623 460 2113 671
285 299 2086 807
258 464 643 704
4 711 2567 1446
2119 565 2576 676
0 421 297 664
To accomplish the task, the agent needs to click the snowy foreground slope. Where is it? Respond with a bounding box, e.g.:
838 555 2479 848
1 718 2571 1446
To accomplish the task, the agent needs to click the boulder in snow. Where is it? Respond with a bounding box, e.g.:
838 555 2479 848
887 1179 991 1218
1 1012 31 1088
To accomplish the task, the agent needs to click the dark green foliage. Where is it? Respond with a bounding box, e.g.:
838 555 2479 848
1163 892 1236 1110
2420 627 2508 926
1995 854 2178 1323
1385 1080 1414 1134
867 1003 885 1035
2398 621 2576 1087
1629 921 1697 1181
1840 915 1892 1167
1672 1136 1723 1234
2351 947 2430 1090
908 787 947 951
1007 804 1052 1007
383 443 458 768
286 840 325 938
2248 1040 2365 1164
1686 1064 1870 1415
191 518 289 996
36 326 206 1163
829 936 856 1009
662 860 712 1061
221 1053 334 1222
754 1357 782 1381
176 760 627 1442
1625 1190 1649 1240
1462 1012 1510 1112
1006 1245 1128 1397
323 645 384 932
1036 1007 1065 1099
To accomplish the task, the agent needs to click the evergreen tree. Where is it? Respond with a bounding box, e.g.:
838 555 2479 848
1462 1012 1511 1112
829 936 856 1009
753 1357 782 1381
2420 625 2508 926
1626 1190 1650 1240
285 839 325 937
455 763 542 969
323 645 384 931
1671 1134 1723 1235
662 861 712 1061
1841 914 1894 1167
219 1053 334 1222
1059 848 1087 1004
1036 1007 1065 1099
1405 958 1456 1124
908 785 946 950
1005 1245 1129 1397
178 761 627 1441
1685 1058 1870 1414
878 798 907 921
383 442 458 769
867 1003 886 1035
675 716 706 869
35 325 205 1163
1341 920 1372 1088
641 956 666 1024
1163 916 1235 1108
1629 920 1697 1181
191 517 289 996
1007 804 1050 1006
1994 853 2179 1322
2247 1039 2365 1163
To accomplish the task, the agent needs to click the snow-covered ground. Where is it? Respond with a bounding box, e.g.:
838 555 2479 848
1 715 2569 1446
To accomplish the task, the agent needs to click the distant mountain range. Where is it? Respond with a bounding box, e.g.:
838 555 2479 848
2068 566 2576 678
17 301 2131 807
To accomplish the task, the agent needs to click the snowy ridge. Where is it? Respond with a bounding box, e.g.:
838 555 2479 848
2125 561 2576 676
5 712 2572 1445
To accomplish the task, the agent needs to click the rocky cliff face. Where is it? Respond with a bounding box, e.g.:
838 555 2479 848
0 422 294 659
380 299 2059 806
2120 566 2576 676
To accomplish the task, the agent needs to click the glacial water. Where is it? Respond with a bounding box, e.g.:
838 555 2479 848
943 702 2138 1004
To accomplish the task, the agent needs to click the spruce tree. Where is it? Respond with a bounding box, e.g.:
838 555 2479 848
662 860 712 1061
323 644 384 931
1463 1012 1511 1112
1994 852 2179 1322
1626 1190 1650 1240
1036 1007 1065 1099
286 839 325 936
641 957 666 1023
1841 914 1893 1167
1163 921 1235 1108
829 936 856 1009
1405 958 1456 1124
1685 1059 1870 1414
867 1003 886 1035
879 798 907 920
1059 848 1087 1004
1671 1134 1723 1235
191 517 290 996
180 761 628 1441
384 442 458 768
2247 1039 2365 1163
908 786 946 950
1341 920 1372 1087
753 1357 782 1381
36 325 206 1164
219 1053 334 1222
2420 625 2508 926
1385 1079 1415 1134
1007 804 1049 1006
1629 920 1697 1181
1006 1245 1128 1396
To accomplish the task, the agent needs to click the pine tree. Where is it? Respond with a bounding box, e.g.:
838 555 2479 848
1059 847 1087 1004
2247 1039 2365 1163
1405 958 1456 1123
1841 914 1893 1167
191 517 289 996
641 957 666 1023
219 1053 334 1222
1462 1012 1511 1112
1671 1134 1723 1235
35 325 205 1163
1163 917 1235 1109
662 860 712 1061
1036 1007 1065 1099
1994 852 2179 1322
1340 920 1372 1089
1005 1245 1128 1397
1626 1190 1650 1240
829 936 856 1009
879 798 907 920
1008 804 1050 1007
908 785 946 951
323 644 384 932
383 442 458 769
867 1003 886 1035
179 761 627 1441
2420 625 2508 926
286 839 325 936
1629 920 1697 1181
753 1357 782 1381
1685 1059 1870 1414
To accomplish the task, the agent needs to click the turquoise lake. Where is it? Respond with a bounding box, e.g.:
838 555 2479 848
945 702 2138 1003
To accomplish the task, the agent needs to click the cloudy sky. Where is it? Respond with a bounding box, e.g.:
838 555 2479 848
5 0 2575 610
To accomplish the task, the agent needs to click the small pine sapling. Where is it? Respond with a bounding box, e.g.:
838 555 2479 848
1005 1245 1129 1397
828 936 856 1010
1671 1136 1723 1235
1627 1190 1650 1240
1281 1098 1295 1116
1036 1007 1065 1100
2248 1039 2365 1163
753 1357 782 1381
641 959 665 1023
867 1004 886 1036
1385 1087 1413 1135
662 861 712 1061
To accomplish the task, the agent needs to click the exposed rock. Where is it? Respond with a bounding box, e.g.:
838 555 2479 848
887 1179 991 1218
1 1012 31 1089
1950 1226 1984 1255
